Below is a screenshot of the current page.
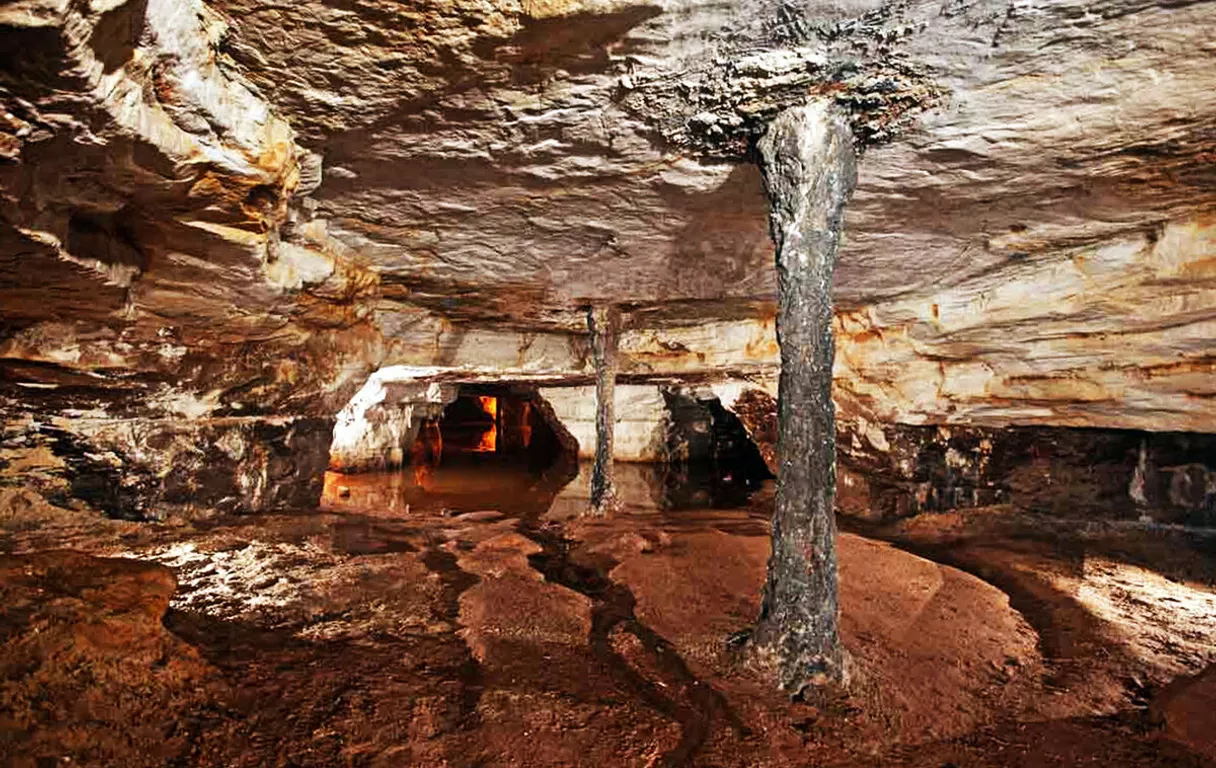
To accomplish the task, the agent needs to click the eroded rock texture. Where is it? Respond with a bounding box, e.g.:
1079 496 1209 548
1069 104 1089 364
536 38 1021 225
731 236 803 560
0 551 213 763
836 422 1216 525
751 101 855 691
1 0 1214 517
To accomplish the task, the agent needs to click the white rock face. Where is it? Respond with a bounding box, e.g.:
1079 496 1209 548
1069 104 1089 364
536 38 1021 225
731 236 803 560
175 0 1216 324
329 369 459 471
834 216 1216 432
540 385 670 462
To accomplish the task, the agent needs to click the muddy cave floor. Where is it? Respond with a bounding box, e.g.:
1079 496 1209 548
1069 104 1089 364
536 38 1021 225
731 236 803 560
2 463 1216 767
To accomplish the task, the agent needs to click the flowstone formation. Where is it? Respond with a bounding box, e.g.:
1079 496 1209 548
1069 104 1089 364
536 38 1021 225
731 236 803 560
750 101 857 692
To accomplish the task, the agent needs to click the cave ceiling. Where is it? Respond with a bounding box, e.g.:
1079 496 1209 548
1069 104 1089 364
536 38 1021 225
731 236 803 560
1 0 1214 428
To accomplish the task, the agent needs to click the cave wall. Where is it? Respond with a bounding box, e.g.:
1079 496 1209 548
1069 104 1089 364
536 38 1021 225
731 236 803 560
836 421 1216 526
1 0 1214 520
539 385 670 463
834 218 1216 433
328 376 459 473
0 412 332 520
671 387 1216 526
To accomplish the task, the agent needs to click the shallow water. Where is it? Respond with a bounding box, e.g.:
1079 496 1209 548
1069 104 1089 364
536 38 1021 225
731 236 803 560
320 456 768 522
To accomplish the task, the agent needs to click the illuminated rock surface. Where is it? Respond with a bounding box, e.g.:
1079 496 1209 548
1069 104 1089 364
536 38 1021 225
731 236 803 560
2 2 1216 764
3 0 1214 517
2 481 1214 766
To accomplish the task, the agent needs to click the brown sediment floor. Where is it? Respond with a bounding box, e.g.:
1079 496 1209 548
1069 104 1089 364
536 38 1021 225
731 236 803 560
1 466 1215 767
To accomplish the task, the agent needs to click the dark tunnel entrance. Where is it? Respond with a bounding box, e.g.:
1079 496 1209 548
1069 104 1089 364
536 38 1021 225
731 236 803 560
427 386 573 471
322 385 578 518
661 391 775 510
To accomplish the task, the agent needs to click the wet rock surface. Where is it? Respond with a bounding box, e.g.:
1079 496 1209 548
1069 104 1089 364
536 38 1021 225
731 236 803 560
1 469 1213 766
1 0 1215 762
1153 663 1216 761
0 551 214 766
852 505 1216 719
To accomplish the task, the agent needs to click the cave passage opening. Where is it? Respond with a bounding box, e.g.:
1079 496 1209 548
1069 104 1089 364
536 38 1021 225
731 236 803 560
661 391 774 511
430 385 574 471
322 384 579 517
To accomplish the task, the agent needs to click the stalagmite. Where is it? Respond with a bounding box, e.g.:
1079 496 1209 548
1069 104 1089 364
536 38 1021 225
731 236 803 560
587 304 621 514
750 101 858 692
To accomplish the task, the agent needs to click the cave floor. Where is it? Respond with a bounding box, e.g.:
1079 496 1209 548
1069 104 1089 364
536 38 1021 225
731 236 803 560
1 466 1215 767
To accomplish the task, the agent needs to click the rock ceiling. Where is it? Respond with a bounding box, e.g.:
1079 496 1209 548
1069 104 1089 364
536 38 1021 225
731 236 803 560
1 0 1214 431
214 0 1216 324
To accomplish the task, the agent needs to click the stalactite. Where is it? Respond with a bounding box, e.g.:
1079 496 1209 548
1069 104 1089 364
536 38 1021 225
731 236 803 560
750 100 857 693
587 304 621 514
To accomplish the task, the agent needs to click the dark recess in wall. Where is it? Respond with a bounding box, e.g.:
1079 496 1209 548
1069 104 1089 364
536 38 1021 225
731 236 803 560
837 423 1216 526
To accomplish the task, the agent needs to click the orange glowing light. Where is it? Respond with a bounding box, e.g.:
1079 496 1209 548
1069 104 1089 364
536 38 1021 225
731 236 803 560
474 396 498 452
474 426 497 453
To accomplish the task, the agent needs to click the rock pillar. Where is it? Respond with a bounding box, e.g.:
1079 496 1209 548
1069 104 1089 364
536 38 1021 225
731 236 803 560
751 101 857 693
587 304 621 514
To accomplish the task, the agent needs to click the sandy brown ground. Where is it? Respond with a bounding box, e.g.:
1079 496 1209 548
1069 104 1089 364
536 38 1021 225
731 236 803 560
1 482 1214 767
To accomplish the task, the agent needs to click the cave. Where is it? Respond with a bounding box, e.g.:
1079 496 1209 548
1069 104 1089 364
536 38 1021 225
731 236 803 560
433 388 571 470
322 385 579 518
661 391 774 510
2 0 1216 766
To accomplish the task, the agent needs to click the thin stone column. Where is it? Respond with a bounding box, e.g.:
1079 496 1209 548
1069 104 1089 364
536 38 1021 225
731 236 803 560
587 304 620 514
750 100 857 693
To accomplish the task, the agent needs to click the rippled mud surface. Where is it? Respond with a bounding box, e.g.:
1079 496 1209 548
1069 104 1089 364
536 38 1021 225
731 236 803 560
2 464 1215 767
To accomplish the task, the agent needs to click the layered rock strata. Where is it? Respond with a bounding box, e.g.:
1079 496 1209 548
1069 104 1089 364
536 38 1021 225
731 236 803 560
1 0 1213 519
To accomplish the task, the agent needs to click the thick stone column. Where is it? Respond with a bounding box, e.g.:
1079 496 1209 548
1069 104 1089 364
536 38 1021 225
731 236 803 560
750 101 857 693
587 304 621 514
